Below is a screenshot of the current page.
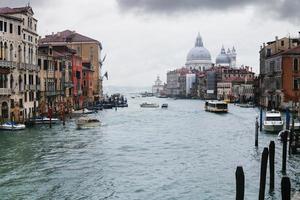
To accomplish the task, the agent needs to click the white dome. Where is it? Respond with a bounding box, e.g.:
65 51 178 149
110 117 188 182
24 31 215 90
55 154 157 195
216 46 231 65
186 34 212 62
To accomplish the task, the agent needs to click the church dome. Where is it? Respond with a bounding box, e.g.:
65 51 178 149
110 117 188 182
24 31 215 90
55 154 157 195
216 46 231 65
186 34 211 62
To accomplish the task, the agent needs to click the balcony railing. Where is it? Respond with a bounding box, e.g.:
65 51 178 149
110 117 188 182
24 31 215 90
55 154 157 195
26 64 38 71
64 82 74 88
17 63 25 70
0 60 16 68
46 91 57 96
0 88 11 95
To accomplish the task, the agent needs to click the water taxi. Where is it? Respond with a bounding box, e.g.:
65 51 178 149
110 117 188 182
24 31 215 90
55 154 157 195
0 122 26 130
140 103 159 108
205 100 228 113
27 116 60 125
263 110 284 132
76 117 101 129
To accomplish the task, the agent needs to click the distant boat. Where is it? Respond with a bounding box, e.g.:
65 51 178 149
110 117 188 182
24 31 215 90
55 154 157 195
140 102 159 108
76 117 101 129
0 122 26 130
27 116 60 125
205 100 228 113
72 108 97 115
263 110 284 133
237 102 255 108
161 103 168 108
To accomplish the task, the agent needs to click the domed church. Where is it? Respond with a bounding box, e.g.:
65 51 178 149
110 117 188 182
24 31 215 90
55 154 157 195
185 33 212 71
216 46 237 68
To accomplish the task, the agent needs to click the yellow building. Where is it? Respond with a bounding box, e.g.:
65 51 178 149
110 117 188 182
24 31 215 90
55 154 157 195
39 30 103 101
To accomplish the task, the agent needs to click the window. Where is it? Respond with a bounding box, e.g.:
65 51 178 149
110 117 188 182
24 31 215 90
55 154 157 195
4 22 7 32
294 58 298 72
38 59 41 67
9 23 13 34
43 60 48 70
0 21 2 31
23 34 25 40
19 99 23 108
294 79 299 90
18 25 21 35
24 92 27 102
281 41 284 46
266 49 271 57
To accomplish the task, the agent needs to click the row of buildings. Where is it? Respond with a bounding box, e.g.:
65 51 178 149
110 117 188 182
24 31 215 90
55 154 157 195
0 6 103 122
153 32 300 110
153 34 255 103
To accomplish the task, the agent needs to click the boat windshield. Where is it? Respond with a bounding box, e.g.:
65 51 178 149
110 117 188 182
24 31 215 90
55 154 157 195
216 104 228 109
266 117 282 121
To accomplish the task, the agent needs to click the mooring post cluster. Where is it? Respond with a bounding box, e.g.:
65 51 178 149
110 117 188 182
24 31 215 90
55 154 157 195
236 140 292 200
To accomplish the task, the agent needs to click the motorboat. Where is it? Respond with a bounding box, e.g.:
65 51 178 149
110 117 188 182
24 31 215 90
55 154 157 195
237 102 255 108
140 102 159 108
263 110 284 133
27 116 60 125
73 108 97 115
290 118 300 131
161 103 168 108
76 117 101 129
205 100 228 113
0 122 26 130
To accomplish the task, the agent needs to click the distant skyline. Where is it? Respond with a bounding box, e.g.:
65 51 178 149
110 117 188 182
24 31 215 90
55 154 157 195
0 0 299 86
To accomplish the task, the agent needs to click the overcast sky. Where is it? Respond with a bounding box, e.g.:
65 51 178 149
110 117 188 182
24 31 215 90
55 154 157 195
1 0 299 87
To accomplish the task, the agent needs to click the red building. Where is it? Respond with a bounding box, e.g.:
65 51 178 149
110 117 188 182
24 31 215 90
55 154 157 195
72 55 83 109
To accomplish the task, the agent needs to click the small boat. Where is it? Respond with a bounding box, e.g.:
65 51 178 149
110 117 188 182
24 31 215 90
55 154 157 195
205 100 228 113
0 122 26 130
223 99 231 104
263 110 284 133
161 103 168 108
27 116 60 125
238 102 255 108
102 103 114 109
73 108 97 115
140 102 159 108
76 117 101 129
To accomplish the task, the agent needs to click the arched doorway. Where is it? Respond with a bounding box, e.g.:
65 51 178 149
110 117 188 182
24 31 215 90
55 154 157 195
1 102 8 119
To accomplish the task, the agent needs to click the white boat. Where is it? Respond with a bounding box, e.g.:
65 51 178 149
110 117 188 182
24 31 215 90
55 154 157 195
28 116 60 124
72 108 97 115
0 122 26 130
76 117 101 129
140 103 159 108
290 119 300 131
205 100 228 113
263 110 284 132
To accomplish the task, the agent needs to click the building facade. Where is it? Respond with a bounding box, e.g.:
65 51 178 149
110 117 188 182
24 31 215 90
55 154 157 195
0 6 39 122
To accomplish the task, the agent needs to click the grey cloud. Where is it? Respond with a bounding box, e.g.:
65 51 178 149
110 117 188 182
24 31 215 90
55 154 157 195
0 0 45 8
116 0 300 23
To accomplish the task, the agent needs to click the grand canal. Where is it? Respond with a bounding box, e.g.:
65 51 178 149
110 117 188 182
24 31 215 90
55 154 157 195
1 96 300 199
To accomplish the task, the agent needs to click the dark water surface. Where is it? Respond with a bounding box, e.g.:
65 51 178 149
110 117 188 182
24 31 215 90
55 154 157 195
1 97 300 199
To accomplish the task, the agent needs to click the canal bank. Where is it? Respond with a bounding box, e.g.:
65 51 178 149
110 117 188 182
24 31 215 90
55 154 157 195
0 97 300 199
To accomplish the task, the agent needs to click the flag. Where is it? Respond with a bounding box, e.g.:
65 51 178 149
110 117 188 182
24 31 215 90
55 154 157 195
104 72 108 80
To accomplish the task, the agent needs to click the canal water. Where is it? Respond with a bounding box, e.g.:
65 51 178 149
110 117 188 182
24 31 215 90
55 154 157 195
1 96 300 199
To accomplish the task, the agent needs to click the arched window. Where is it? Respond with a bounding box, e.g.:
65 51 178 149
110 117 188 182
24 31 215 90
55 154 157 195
9 44 13 62
18 75 22 91
10 74 13 89
1 102 9 119
0 42 3 60
4 42 7 60
18 45 22 63
294 58 298 72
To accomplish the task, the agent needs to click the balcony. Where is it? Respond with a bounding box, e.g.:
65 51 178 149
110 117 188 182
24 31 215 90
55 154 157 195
46 91 57 96
0 88 11 95
0 60 16 68
17 63 25 70
64 82 74 88
25 64 38 71
29 85 36 90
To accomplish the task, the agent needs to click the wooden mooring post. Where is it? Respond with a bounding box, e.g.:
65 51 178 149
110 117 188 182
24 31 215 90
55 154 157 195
260 107 263 132
235 166 244 200
255 116 259 147
282 131 288 174
281 176 291 200
259 147 269 200
269 141 275 192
